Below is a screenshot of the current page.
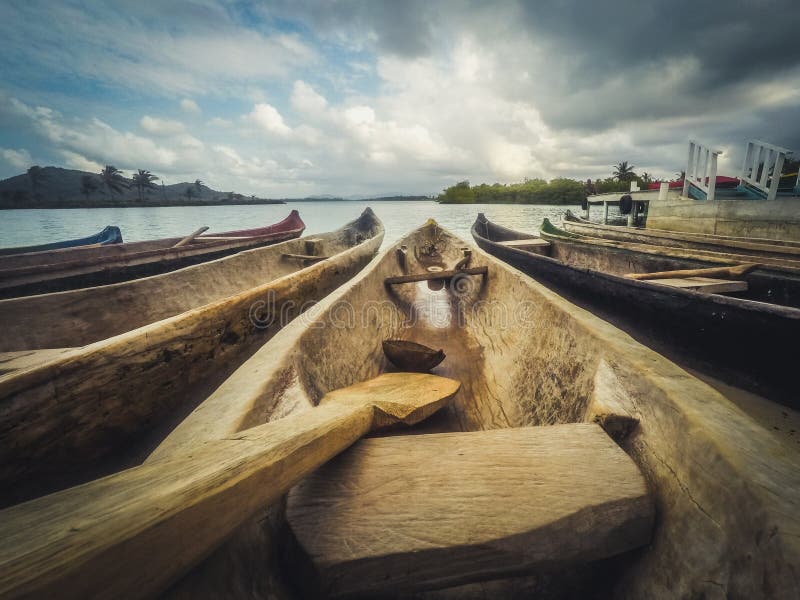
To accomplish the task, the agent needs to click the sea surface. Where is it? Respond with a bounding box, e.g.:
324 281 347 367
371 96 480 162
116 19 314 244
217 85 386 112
0 201 581 249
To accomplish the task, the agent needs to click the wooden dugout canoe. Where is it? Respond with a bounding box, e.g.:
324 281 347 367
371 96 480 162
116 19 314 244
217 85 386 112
0 208 383 505
35 218 790 599
0 210 306 298
0 225 123 256
0 215 359 352
563 209 800 258
472 214 800 408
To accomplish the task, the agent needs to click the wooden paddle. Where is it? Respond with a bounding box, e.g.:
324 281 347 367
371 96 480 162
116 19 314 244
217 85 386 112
171 226 209 248
624 263 759 281
0 372 460 600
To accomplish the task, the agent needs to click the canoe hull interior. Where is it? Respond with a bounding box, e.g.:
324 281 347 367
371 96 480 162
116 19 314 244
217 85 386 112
147 221 798 599
473 215 800 407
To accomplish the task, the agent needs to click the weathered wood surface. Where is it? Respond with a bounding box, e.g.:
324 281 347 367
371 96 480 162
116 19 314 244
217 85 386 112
563 211 800 257
0 348 76 376
0 211 306 298
286 424 653 597
384 265 488 285
0 373 459 600
281 253 329 262
172 226 209 248
647 276 748 294
0 225 357 352
152 219 800 600
498 238 550 248
472 214 800 408
544 220 800 274
585 361 639 443
624 263 758 281
0 210 384 502
471 214 800 598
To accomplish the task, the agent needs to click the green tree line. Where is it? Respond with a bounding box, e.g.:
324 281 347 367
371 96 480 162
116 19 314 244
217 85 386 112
437 161 663 204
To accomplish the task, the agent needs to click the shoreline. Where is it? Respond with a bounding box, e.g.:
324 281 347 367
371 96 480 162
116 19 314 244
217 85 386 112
0 199 287 209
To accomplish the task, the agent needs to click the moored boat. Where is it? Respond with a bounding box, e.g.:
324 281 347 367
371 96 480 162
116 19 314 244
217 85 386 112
2 219 796 599
472 214 800 407
563 209 800 258
0 216 360 352
0 210 306 298
0 208 383 505
0 225 123 256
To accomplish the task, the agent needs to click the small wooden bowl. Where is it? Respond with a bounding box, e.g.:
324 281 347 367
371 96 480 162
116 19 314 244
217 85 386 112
382 340 445 372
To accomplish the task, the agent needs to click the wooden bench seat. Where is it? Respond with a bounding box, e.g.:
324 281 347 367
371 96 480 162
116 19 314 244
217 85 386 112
286 424 653 597
498 238 551 254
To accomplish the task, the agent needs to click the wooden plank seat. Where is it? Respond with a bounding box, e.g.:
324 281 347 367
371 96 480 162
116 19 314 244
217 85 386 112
497 238 550 249
647 277 748 294
285 424 654 598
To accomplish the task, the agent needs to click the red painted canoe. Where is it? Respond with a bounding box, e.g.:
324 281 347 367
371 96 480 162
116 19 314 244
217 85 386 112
0 210 306 298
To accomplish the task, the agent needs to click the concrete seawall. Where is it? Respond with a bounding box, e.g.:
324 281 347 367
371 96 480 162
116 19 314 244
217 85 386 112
646 195 800 241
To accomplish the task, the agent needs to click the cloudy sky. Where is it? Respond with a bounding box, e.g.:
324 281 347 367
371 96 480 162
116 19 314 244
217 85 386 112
0 0 798 197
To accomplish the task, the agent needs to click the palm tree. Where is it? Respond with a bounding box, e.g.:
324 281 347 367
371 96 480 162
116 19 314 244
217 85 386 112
640 172 652 185
613 161 637 182
27 166 45 193
131 169 159 201
100 165 129 198
80 175 98 201
194 179 204 196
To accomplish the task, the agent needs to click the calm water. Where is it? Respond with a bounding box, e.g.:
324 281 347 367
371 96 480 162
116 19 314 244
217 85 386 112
0 201 579 250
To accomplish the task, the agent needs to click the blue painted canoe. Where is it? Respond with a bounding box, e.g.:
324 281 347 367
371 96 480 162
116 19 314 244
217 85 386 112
0 226 122 256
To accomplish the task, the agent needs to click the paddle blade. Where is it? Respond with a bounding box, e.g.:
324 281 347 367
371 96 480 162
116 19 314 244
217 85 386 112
320 372 460 428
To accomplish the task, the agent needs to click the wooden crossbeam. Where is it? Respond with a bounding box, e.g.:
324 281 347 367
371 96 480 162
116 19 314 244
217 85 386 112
384 266 487 285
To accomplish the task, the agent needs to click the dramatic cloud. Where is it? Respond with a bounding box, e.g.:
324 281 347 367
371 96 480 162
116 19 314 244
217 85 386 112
0 0 798 194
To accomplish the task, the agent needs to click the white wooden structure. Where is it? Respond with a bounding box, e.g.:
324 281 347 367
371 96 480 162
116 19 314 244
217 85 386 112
740 139 791 201
682 140 722 201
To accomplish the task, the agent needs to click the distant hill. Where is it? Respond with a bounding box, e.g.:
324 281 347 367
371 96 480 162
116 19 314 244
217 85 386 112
0 166 284 208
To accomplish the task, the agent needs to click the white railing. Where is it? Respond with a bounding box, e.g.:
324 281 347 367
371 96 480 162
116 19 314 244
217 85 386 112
682 140 722 201
740 139 790 201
